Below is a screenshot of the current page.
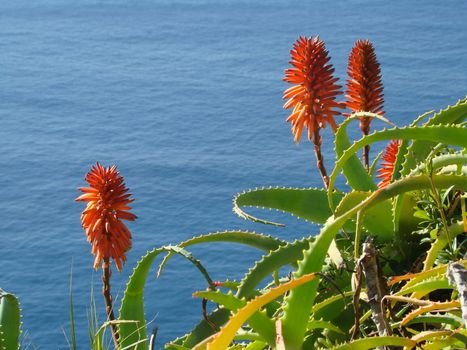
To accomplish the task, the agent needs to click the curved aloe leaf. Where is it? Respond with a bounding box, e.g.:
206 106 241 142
400 97 467 176
328 124 467 209
323 336 415 350
334 114 381 191
407 330 460 350
334 191 392 241
423 221 465 270
158 231 286 276
420 336 467 350
236 238 311 299
409 153 467 176
233 187 344 226
389 259 467 287
197 273 317 350
396 277 452 298
392 99 467 233
193 290 275 345
403 313 463 328
173 231 285 251
0 289 20 350
393 154 467 237
180 309 231 348
281 174 467 349
124 231 284 349
401 301 461 326
391 108 436 182
311 291 353 316
306 319 344 334
119 245 216 349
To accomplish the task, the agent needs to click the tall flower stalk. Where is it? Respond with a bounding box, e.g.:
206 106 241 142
283 36 343 188
76 163 137 347
345 39 384 169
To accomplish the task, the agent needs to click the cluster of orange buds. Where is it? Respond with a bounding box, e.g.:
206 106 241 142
76 162 136 271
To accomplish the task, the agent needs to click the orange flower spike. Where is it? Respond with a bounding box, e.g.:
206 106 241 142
346 39 384 120
283 36 343 144
346 40 384 169
283 36 343 189
76 162 137 271
376 140 401 189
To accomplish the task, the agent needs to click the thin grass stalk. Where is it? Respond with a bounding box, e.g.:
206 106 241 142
69 266 77 350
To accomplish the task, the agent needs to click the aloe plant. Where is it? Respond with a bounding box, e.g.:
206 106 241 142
109 97 466 350
71 37 466 350
0 35 464 350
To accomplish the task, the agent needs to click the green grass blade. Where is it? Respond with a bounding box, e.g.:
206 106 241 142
69 267 77 350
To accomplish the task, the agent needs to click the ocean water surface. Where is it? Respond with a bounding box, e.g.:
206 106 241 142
1 0 466 348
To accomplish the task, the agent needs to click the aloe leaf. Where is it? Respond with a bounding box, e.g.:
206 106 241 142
400 97 467 176
391 108 436 182
311 291 354 316
193 290 275 345
180 309 231 348
403 313 463 328
244 340 267 350
402 301 460 326
119 245 217 349
410 329 465 350
0 289 21 350
306 319 344 334
322 336 415 350
198 274 317 350
158 231 286 277
409 153 467 176
173 231 285 251
233 331 262 342
233 187 344 226
163 245 215 288
334 191 392 241
421 336 467 350
281 174 467 349
236 238 311 299
368 149 383 178
392 188 422 239
329 124 467 209
392 99 467 234
423 221 465 271
396 277 452 297
334 115 379 191
389 259 467 288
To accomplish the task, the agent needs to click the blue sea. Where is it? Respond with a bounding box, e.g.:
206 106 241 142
1 0 466 348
